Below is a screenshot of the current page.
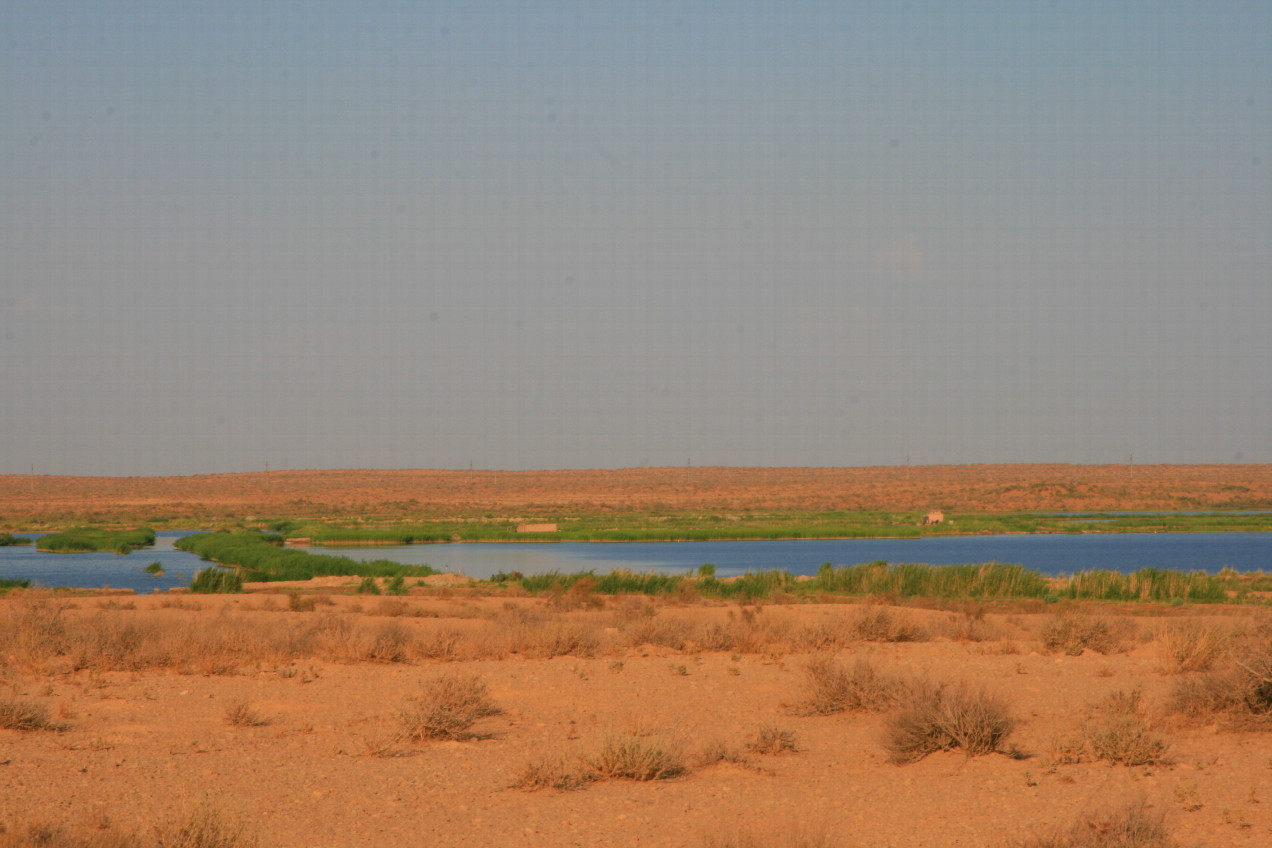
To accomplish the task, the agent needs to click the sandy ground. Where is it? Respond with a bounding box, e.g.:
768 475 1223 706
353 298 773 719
2 589 1270 846
3 464 1272 523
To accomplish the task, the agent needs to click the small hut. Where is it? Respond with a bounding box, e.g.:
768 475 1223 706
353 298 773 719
922 510 944 526
516 523 558 533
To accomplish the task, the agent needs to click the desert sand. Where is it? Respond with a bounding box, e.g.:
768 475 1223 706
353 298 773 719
3 464 1272 524
2 586 1270 847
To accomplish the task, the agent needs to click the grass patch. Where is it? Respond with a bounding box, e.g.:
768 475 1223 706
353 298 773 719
143 561 165 576
0 577 31 594
884 680 1017 763
1156 621 1228 673
588 730 686 781
745 725 798 755
812 561 1049 599
189 567 244 594
176 530 435 583
0 805 258 848
1013 801 1178 848
0 533 31 546
399 673 501 741
1171 632 1272 726
36 527 155 554
511 755 593 791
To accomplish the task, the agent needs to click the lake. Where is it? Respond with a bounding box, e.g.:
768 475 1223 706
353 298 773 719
4 531 1268 591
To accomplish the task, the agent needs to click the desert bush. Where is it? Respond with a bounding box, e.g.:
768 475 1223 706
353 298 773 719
1013 800 1177 848
512 755 592 791
1155 621 1228 673
0 804 256 848
287 593 317 612
366 622 412 663
849 605 927 642
0 697 56 731
1042 613 1128 656
745 725 798 755
795 656 899 715
1084 689 1169 766
884 680 1016 763
222 700 268 728
1171 633 1272 726
399 673 500 741
588 730 686 781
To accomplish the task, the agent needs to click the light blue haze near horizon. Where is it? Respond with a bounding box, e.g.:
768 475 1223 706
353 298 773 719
3 1 1269 476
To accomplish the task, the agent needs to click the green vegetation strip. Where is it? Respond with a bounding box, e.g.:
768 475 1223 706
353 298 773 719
175 530 436 590
256 510 1272 546
492 561 1268 604
0 577 31 594
36 527 155 554
0 533 31 546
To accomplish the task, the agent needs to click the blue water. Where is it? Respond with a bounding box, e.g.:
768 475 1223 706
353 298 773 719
2 531 1270 590
0 532 201 593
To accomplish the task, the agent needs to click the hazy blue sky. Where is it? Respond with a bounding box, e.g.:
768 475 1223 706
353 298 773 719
3 1 1269 475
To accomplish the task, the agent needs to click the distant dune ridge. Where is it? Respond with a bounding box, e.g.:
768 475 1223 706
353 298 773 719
2 465 1271 522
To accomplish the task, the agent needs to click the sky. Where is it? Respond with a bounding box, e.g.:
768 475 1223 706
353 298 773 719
2 1 1270 476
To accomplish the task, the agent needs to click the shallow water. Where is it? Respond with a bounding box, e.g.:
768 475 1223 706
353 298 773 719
2 531 1269 589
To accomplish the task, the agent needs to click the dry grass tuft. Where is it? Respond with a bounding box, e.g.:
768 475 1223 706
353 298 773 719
511 755 593 791
1013 800 1178 848
1084 689 1169 766
1170 633 1272 727
850 605 927 642
795 656 900 715
588 730 686 781
0 697 57 732
1042 613 1129 656
884 680 1017 764
1156 621 1229 674
222 700 268 728
745 725 798 755
0 804 257 848
399 673 501 741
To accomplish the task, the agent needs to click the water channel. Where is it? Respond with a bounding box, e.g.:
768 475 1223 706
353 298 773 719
2 531 1270 591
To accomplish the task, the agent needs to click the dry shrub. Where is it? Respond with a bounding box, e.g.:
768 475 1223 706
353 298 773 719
511 755 592 791
1155 621 1228 674
0 597 72 669
399 673 500 741
0 805 257 848
795 656 899 715
588 730 686 781
418 627 465 661
287 593 317 612
366 622 412 662
694 739 749 768
516 621 601 658
745 725 798 755
850 605 927 642
1083 689 1169 766
1171 633 1272 727
941 608 1002 643
624 615 693 651
1042 613 1129 656
884 680 1016 764
0 697 56 732
1013 800 1177 848
222 700 268 728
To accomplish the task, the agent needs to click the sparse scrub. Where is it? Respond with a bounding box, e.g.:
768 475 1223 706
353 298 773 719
588 730 686 781
1084 689 1169 766
849 604 927 642
512 755 592 791
0 697 56 731
1156 621 1228 673
746 725 798 755
399 673 500 741
223 700 268 728
796 656 900 715
1042 613 1129 655
884 680 1016 763
1012 800 1178 848
1170 632 1272 726
0 804 257 848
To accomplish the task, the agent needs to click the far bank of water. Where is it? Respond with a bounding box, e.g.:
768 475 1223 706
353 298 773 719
328 532 1272 582
3 531 1270 590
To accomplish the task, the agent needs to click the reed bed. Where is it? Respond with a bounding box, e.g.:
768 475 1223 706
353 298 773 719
35 527 155 554
175 531 436 584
